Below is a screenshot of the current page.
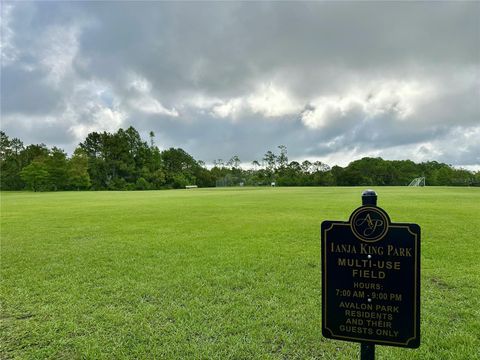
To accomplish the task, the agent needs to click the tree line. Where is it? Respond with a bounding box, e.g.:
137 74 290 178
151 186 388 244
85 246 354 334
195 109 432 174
1 128 478 191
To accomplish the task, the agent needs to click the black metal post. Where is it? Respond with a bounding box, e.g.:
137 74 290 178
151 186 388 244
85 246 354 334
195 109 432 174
362 189 377 206
361 190 377 359
361 343 375 360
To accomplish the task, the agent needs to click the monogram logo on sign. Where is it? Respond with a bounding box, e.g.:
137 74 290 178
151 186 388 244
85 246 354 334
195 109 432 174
350 207 388 242
355 213 384 237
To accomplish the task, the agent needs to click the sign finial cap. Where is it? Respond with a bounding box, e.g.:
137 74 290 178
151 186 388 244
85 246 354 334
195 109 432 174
362 189 377 206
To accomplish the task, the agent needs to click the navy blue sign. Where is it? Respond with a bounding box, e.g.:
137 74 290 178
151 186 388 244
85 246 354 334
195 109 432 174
321 206 420 348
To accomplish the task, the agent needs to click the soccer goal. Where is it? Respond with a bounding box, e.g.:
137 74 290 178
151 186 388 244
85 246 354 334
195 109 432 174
408 177 426 187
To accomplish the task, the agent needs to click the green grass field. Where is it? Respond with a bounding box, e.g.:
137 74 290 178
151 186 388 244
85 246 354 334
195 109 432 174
1 187 479 359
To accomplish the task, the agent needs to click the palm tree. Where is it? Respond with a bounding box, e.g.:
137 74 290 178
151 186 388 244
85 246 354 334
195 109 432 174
149 131 155 147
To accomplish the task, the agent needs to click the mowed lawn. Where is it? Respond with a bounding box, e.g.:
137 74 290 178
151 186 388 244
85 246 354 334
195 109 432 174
1 187 479 359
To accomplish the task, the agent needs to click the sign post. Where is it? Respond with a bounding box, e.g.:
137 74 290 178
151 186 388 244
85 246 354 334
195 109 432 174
321 190 420 359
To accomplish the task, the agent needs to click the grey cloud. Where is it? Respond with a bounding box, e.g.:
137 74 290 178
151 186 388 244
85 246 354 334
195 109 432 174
1 65 63 114
1 1 479 168
2 114 76 151
71 2 480 99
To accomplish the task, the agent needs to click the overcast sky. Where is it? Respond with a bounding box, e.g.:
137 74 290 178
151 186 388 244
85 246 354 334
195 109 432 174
1 1 479 168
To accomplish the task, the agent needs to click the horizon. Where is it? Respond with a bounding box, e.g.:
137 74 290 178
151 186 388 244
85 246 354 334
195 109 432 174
2 126 478 173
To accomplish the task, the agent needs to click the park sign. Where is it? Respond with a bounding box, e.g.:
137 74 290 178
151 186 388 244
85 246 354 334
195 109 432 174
321 190 420 355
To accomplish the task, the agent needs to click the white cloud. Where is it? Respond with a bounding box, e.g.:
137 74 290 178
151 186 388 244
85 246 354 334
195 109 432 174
247 83 302 117
364 80 434 119
32 79 127 143
0 3 18 65
186 95 222 110
305 148 365 168
312 125 480 168
301 80 435 129
126 74 179 116
301 96 361 129
130 96 179 116
69 105 126 141
211 98 244 118
40 25 80 86
128 74 152 93
205 83 302 119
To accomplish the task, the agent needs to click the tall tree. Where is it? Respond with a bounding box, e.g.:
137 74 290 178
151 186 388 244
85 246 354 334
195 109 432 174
47 147 69 190
68 148 91 190
20 144 49 166
301 160 312 174
149 131 155 148
0 132 25 189
229 155 241 169
20 158 50 192
161 148 199 188
79 132 107 189
312 161 330 173
277 145 288 169
213 159 224 168
0 131 10 162
263 151 277 171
